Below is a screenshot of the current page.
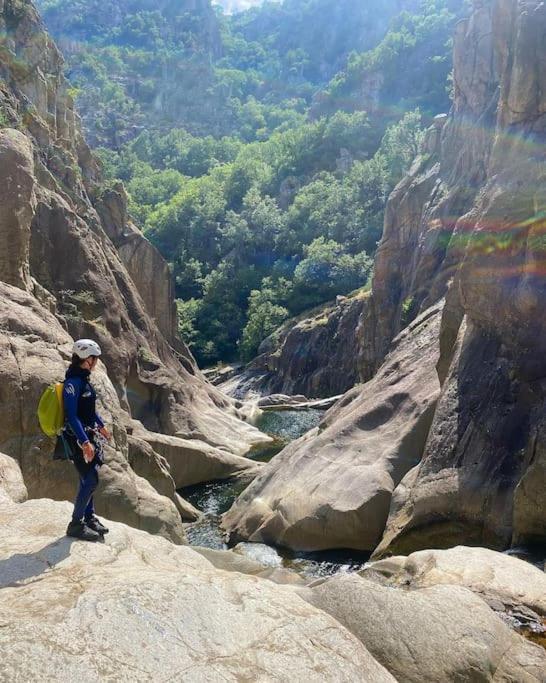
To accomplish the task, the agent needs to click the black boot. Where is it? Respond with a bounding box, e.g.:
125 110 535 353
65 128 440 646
85 515 109 535
66 519 100 542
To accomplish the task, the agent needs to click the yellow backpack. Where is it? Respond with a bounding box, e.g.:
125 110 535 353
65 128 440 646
37 382 65 438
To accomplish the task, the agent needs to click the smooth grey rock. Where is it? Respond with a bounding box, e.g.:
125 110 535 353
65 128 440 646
0 496 395 682
302 573 546 682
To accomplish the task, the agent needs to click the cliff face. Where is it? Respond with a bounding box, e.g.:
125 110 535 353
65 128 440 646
234 292 369 400
0 0 269 540
225 0 546 555
359 1 499 379
376 0 546 555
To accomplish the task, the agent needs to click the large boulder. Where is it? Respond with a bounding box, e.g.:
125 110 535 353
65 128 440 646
362 546 546 619
126 433 201 521
302 574 546 682
374 316 546 556
0 453 27 504
223 304 442 552
0 495 395 682
132 422 263 489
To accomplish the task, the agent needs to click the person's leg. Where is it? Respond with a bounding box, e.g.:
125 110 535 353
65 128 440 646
84 495 95 521
83 464 109 534
67 469 100 540
66 437 100 540
72 467 98 523
83 465 99 521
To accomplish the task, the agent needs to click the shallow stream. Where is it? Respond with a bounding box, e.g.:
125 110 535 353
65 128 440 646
181 408 372 579
181 409 546 583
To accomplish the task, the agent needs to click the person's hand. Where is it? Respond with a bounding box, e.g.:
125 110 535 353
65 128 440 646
82 441 95 463
99 426 111 441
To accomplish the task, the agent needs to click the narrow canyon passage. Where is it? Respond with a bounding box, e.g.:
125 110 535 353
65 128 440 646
181 407 371 578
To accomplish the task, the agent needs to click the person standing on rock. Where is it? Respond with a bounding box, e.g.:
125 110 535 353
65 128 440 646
63 339 111 541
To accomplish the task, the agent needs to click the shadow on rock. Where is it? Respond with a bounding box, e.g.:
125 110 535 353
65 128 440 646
0 537 82 587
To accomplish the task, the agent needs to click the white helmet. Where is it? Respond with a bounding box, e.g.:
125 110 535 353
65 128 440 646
72 339 102 359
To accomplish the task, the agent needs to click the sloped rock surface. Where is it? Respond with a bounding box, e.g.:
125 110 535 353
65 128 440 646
133 423 263 489
0 494 395 682
126 432 201 521
302 573 546 682
223 304 442 552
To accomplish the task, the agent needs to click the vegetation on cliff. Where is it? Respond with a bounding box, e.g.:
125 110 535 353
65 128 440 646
107 110 421 363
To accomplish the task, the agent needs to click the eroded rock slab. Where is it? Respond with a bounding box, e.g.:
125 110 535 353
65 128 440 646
132 422 263 489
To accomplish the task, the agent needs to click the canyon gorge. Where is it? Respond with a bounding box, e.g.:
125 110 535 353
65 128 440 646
0 0 545 680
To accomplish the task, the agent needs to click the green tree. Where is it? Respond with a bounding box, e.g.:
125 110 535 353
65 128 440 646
292 237 372 312
239 279 291 361
378 109 425 186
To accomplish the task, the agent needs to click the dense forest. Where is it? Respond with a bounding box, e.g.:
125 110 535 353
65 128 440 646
36 0 468 365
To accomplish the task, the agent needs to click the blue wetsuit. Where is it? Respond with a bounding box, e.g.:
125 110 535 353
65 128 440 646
63 365 105 523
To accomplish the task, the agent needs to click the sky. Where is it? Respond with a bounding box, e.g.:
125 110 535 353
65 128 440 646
214 0 278 13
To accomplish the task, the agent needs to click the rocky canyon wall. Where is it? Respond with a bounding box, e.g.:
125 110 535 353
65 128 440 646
0 0 269 540
225 0 546 555
230 292 369 400
377 0 546 555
